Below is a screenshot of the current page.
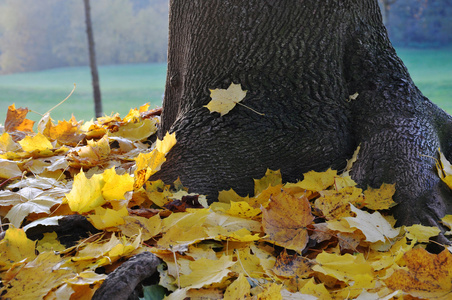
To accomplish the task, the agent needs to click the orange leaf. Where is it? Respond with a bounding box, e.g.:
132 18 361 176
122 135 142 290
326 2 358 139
385 248 452 299
262 189 314 252
4 104 34 133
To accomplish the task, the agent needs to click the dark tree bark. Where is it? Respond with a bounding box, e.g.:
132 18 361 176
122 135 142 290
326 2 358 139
156 0 452 237
83 0 103 118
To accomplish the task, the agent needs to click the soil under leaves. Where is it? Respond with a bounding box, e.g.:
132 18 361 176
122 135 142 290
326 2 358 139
1 103 452 299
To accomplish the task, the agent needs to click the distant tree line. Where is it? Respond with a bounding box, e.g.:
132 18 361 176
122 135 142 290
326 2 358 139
0 0 450 74
379 0 452 47
0 0 168 74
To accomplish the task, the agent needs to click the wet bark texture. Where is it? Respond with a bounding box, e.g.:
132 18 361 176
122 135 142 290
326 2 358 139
156 0 452 235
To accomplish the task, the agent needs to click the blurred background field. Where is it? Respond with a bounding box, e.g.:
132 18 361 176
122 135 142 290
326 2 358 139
0 63 167 123
0 0 450 124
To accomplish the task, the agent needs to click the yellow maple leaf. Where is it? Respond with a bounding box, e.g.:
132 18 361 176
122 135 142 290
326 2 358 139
218 188 250 203
101 167 134 201
363 183 396 210
437 149 452 189
134 132 176 189
88 206 128 230
254 169 282 195
298 168 337 192
0 227 37 271
313 251 373 283
37 232 66 253
110 118 157 141
39 116 85 146
262 189 314 252
179 255 235 289
0 252 74 299
145 180 172 207
249 184 284 208
74 234 140 263
315 186 363 220
119 215 162 240
223 274 250 300
0 132 20 152
299 278 332 300
385 248 452 299
78 135 111 161
368 236 413 271
66 170 106 213
255 283 283 300
19 133 53 152
226 201 261 218
333 175 357 191
204 83 247 116
404 224 440 243
65 270 107 285
108 233 141 259
442 214 452 228
213 227 261 242
230 247 265 278
156 132 177 154
158 225 209 251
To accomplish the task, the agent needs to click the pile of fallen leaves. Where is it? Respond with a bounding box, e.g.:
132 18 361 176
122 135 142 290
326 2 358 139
2 98 452 300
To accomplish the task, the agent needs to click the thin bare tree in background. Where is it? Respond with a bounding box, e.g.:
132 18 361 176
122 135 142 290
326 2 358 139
83 0 102 118
379 0 398 30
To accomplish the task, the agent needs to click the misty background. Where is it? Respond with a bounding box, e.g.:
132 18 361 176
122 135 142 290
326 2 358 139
0 0 450 74
0 0 450 121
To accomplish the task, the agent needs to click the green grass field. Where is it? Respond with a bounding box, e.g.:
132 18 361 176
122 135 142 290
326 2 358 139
0 47 450 125
0 63 167 124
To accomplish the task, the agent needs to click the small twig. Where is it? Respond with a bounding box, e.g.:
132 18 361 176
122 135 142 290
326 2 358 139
47 83 77 114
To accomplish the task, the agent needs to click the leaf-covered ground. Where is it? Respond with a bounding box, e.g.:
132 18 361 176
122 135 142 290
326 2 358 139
1 102 452 300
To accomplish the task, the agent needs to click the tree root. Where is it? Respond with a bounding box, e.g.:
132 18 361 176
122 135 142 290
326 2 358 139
92 252 161 300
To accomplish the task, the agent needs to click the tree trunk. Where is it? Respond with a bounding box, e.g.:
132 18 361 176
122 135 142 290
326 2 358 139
156 0 452 236
83 0 103 118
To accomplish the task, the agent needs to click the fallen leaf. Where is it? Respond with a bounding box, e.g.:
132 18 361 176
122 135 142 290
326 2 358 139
4 186 63 227
119 215 162 240
36 232 66 253
204 83 247 116
223 274 250 300
0 227 37 270
313 251 373 283
254 169 282 195
344 204 400 243
0 252 73 299
88 206 128 230
404 224 440 243
65 170 106 213
19 133 53 152
298 168 337 192
0 132 21 152
101 167 134 201
363 183 396 210
0 158 22 178
262 189 314 252
179 255 235 289
5 104 34 133
255 283 282 300
385 248 452 299
315 186 363 220
109 118 157 141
